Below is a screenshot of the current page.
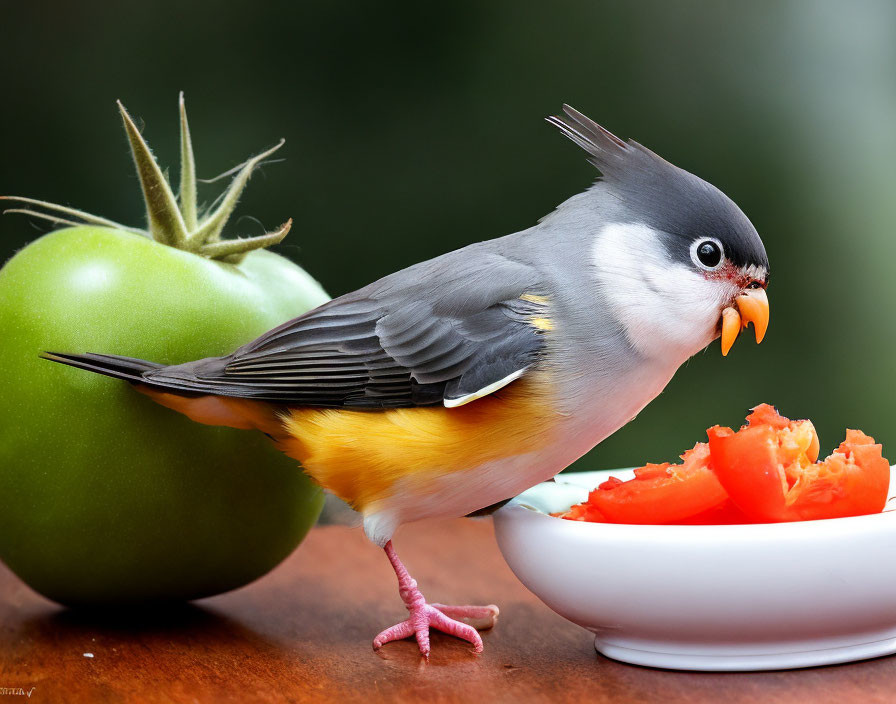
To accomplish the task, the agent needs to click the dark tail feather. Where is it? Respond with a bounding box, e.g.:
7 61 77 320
41 352 165 384
43 351 291 400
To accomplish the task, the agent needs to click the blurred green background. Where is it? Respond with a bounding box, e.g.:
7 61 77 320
1 1 894 470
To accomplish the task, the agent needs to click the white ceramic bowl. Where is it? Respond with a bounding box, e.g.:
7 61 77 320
493 467 896 671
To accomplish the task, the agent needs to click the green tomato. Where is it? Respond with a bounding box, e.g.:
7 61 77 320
0 97 330 605
0 226 329 604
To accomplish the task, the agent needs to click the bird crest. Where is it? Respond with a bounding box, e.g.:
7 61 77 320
545 104 670 184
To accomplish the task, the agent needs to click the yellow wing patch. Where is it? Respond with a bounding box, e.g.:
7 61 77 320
520 293 554 332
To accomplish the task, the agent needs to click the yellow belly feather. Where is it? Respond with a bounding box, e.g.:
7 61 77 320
278 375 558 511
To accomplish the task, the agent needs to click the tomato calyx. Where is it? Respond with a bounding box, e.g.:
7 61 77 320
1 93 291 263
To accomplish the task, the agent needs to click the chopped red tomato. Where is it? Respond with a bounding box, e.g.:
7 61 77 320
558 404 890 525
671 499 755 525
745 403 821 463
562 443 729 524
708 405 889 522
557 501 607 522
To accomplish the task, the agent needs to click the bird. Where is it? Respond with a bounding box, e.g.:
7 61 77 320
43 105 770 657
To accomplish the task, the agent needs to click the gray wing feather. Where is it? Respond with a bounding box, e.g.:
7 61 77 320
146 249 547 408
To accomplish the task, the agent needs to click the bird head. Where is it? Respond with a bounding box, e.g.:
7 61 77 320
547 105 769 361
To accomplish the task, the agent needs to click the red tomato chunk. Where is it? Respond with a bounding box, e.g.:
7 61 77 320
558 404 890 525
561 443 728 525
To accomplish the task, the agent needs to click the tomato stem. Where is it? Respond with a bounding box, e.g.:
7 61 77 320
117 101 190 250
199 219 292 261
0 197 145 236
1 95 292 263
178 92 199 232
187 139 286 251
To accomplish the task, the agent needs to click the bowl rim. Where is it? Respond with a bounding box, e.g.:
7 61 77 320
498 466 896 537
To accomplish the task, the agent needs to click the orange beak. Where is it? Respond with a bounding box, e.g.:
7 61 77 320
720 287 770 356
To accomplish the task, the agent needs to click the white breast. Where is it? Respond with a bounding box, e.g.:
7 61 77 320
362 355 679 546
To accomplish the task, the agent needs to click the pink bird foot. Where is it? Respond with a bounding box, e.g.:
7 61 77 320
373 541 499 657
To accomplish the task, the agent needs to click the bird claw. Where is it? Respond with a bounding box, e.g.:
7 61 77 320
373 602 495 657
430 603 499 631
375 541 497 657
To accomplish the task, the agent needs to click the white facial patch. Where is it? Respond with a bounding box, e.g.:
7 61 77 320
592 222 739 360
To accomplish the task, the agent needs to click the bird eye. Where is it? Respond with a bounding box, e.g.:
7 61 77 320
690 238 723 270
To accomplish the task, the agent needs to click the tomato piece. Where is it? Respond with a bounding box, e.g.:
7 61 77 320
746 403 820 462
785 432 890 520
557 501 608 522
709 407 889 522
562 443 728 524
598 476 624 491
708 424 790 521
633 463 673 481
672 499 755 525
558 405 889 526
745 403 791 429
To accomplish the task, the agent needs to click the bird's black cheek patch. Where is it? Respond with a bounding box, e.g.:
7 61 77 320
656 229 699 268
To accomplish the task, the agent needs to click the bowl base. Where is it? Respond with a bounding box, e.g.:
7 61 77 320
595 633 896 671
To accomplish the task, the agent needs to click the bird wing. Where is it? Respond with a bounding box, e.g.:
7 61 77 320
148 251 549 408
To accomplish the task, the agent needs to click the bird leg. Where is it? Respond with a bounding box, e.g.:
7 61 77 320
372 540 499 657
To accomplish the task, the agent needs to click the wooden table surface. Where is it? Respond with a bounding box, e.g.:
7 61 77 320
2 517 895 704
